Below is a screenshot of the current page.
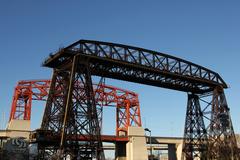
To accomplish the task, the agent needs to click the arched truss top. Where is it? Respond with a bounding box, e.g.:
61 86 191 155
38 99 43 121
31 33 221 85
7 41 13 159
44 40 227 94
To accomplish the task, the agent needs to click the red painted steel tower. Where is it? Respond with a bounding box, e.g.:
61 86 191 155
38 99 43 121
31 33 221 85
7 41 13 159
9 79 142 137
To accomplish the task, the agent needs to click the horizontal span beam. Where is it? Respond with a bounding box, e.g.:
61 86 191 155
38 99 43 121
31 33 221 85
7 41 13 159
43 40 227 93
30 130 129 143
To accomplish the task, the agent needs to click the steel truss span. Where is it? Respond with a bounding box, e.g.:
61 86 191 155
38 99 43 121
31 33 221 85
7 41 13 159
9 79 141 137
41 39 238 160
44 40 227 94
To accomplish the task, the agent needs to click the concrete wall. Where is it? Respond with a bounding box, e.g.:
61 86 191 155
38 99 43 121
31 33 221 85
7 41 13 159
126 127 148 160
0 130 30 140
115 127 184 160
176 143 183 160
151 137 183 160
0 120 31 139
7 120 31 131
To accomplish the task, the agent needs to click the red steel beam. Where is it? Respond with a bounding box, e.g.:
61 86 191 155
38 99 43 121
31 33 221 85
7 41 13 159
9 79 142 136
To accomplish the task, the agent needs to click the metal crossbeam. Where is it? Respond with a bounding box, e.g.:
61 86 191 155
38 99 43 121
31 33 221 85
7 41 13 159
43 40 227 93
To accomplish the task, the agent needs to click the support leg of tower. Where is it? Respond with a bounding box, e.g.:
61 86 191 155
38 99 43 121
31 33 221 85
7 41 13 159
207 87 239 159
182 94 208 160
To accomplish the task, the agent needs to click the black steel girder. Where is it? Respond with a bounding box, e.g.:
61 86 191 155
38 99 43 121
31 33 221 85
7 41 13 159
43 40 227 93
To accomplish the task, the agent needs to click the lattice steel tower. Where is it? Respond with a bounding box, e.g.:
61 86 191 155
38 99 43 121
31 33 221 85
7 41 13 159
40 56 104 159
182 94 208 160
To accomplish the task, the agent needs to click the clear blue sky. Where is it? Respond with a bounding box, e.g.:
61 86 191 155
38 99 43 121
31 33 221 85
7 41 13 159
0 1 240 139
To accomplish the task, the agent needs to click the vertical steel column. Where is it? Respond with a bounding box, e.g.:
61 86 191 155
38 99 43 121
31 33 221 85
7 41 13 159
94 77 105 135
9 86 33 120
207 87 239 159
59 55 104 159
182 94 208 160
116 98 142 137
59 55 78 159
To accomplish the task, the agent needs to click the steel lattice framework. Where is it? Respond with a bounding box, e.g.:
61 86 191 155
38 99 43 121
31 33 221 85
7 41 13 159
9 80 51 121
182 94 208 160
9 79 141 137
207 87 239 159
44 40 227 94
41 39 238 160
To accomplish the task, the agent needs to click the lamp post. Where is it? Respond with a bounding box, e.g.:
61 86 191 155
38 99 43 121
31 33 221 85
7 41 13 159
144 128 153 160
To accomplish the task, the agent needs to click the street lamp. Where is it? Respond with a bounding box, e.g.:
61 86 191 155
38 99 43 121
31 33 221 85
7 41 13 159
144 128 153 160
